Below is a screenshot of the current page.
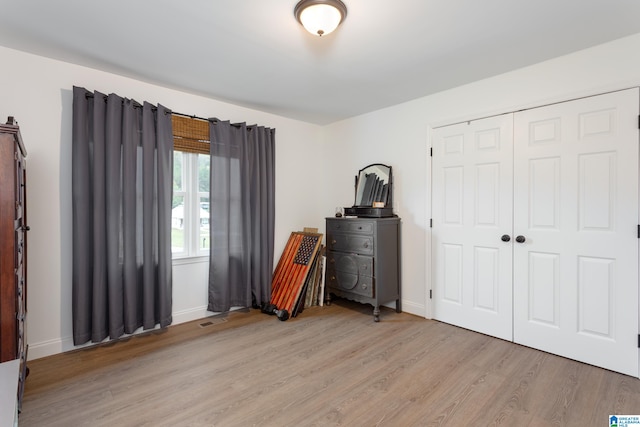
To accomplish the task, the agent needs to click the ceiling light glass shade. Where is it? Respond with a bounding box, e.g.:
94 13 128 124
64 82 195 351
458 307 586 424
294 0 347 37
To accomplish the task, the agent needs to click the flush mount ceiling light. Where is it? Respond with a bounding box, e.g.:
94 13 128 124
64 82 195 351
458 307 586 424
294 0 347 37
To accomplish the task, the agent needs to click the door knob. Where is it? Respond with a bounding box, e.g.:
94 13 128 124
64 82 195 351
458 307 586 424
501 234 511 242
515 235 526 243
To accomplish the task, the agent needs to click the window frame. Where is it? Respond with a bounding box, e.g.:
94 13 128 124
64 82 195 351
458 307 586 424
172 151 210 260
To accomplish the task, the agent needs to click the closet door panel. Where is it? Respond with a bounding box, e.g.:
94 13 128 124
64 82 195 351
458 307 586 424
432 114 514 341
528 157 560 230
513 88 639 377
527 251 560 326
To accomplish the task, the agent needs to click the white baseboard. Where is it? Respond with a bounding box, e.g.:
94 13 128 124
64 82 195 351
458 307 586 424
172 306 211 325
28 337 70 360
28 306 214 360
28 301 426 360
398 299 426 317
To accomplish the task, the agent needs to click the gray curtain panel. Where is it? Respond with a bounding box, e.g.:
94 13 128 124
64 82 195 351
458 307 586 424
72 86 173 345
208 120 275 312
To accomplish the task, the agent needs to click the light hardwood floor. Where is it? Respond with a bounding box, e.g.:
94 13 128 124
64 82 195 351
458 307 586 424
19 299 640 426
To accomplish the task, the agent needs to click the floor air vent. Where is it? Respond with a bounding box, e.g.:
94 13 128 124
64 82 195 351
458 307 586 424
198 317 227 328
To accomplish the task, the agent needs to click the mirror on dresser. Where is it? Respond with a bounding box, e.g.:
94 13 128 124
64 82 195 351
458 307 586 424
345 163 394 218
354 163 392 207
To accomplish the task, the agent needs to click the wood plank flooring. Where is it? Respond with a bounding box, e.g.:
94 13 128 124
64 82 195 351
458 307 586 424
19 299 640 426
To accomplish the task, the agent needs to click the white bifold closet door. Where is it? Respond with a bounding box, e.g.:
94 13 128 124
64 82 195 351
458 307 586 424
432 88 639 377
512 89 639 377
432 114 514 341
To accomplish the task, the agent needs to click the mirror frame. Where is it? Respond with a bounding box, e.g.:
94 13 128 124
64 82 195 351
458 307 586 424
354 163 392 207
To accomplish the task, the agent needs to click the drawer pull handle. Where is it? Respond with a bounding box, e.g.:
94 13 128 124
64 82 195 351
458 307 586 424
363 242 369 248
362 284 368 289
332 239 337 245
330 258 335 263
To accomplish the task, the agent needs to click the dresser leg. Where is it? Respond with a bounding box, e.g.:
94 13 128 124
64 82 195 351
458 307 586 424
395 298 402 313
373 305 380 322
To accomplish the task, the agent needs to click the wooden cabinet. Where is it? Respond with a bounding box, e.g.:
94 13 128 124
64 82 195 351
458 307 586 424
0 117 28 409
325 217 401 321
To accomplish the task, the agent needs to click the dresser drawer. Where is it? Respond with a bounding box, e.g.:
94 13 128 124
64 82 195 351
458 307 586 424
326 251 373 277
327 220 374 235
15 229 23 267
326 268 374 298
327 233 373 255
17 321 24 357
16 280 24 319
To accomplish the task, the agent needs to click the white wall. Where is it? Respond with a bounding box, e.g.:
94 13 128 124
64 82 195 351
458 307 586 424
323 32 640 318
0 46 324 359
3 31 640 360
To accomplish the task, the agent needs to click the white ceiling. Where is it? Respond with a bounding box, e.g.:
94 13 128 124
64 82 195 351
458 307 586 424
2 0 640 125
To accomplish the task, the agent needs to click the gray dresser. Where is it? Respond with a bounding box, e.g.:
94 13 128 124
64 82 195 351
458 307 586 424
325 217 401 321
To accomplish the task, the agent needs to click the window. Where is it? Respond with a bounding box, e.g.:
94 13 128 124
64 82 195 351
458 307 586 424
171 115 210 258
172 152 210 257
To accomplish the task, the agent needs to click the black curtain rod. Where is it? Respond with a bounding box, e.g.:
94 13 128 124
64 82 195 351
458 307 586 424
84 92 146 110
171 112 254 129
171 111 209 121
85 94 202 120
83 92 254 128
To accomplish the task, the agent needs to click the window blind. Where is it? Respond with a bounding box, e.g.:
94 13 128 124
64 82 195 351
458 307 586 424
172 115 209 155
